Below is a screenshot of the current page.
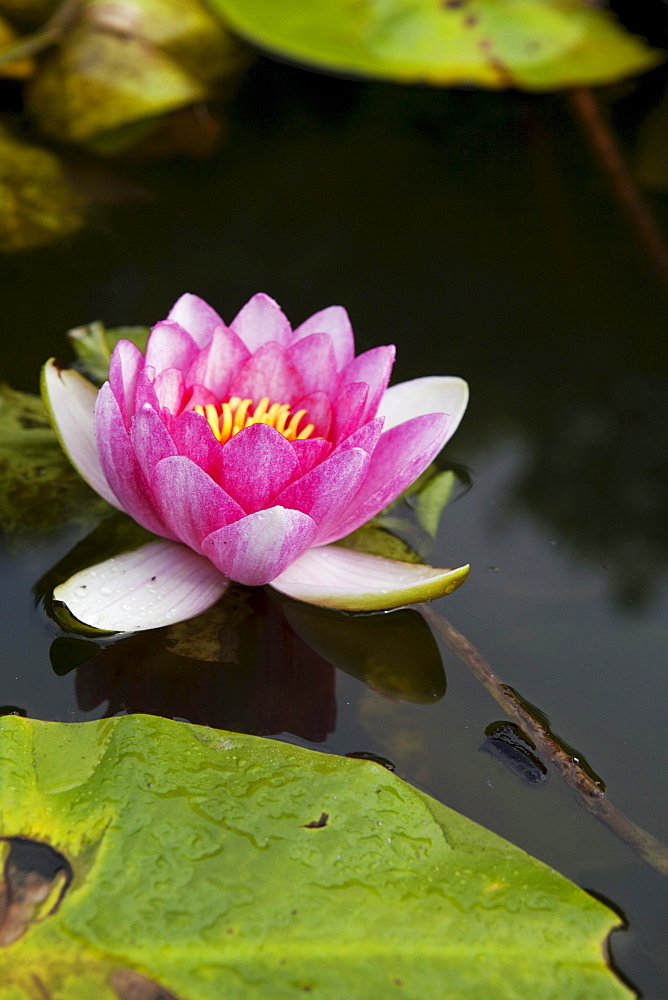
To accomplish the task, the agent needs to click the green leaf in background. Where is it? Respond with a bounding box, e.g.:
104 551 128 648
21 0 247 152
0 121 83 251
0 714 629 999
68 321 150 384
0 384 108 546
208 0 662 91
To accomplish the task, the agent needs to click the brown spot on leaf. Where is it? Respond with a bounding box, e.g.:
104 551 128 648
0 838 72 946
110 969 181 1000
301 812 329 829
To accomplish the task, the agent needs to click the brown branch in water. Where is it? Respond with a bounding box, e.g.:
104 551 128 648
421 604 668 877
0 0 82 68
569 86 668 300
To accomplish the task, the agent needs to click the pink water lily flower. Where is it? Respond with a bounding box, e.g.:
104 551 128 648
43 293 469 632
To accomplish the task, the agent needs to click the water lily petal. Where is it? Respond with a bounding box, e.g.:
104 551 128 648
170 409 225 481
202 507 317 586
289 333 338 394
130 404 178 479
271 545 470 611
185 384 219 409
332 382 368 443
145 321 198 375
95 384 172 537
228 341 305 405
293 390 332 439
328 413 451 539
41 360 120 508
167 293 225 348
290 437 332 474
339 345 395 423
332 416 384 457
230 292 294 351
377 375 469 435
151 456 245 551
154 368 188 414
219 422 300 512
186 324 250 400
274 447 370 543
109 339 144 425
294 305 355 369
54 539 229 633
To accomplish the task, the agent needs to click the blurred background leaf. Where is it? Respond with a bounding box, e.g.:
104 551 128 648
0 121 83 250
207 0 663 90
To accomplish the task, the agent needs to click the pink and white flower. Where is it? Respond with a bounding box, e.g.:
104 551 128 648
43 293 469 632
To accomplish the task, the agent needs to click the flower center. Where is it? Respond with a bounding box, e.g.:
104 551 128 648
193 396 315 445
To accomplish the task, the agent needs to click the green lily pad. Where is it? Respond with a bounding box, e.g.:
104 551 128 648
0 714 629 999
0 122 83 252
0 384 108 547
208 0 662 90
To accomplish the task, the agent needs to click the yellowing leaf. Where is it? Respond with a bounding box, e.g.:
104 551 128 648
208 0 663 90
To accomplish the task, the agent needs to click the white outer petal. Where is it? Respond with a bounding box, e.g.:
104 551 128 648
376 376 469 437
53 539 230 633
271 544 469 611
41 359 120 508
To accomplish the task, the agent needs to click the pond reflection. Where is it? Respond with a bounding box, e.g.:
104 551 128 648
49 587 445 741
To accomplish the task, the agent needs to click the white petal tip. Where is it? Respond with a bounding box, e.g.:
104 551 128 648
271 545 470 612
53 540 229 633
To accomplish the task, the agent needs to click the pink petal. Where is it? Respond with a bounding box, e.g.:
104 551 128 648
228 342 305 405
154 368 188 414
95 383 172 538
145 321 199 375
377 376 469 435
170 409 225 481
185 384 219 409
41 360 120 509
186 325 250 401
331 416 384 458
130 404 177 479
290 437 332 475
167 293 225 348
54 539 229 633
133 368 160 414
294 305 355 369
151 456 245 552
332 382 368 443
273 448 370 545
219 422 300 512
327 413 452 539
230 292 294 352
271 544 470 611
109 340 144 426
338 345 395 422
293 390 332 439
201 507 317 586
289 334 338 394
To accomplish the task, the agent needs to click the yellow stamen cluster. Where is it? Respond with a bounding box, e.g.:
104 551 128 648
194 396 315 445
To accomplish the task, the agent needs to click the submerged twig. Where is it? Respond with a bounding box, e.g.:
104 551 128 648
569 86 668 301
0 0 82 68
421 604 668 877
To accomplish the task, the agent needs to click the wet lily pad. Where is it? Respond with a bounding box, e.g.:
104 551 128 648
0 714 629 999
0 122 83 251
209 0 662 90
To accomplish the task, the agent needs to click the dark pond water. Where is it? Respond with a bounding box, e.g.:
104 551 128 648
1 57 668 997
